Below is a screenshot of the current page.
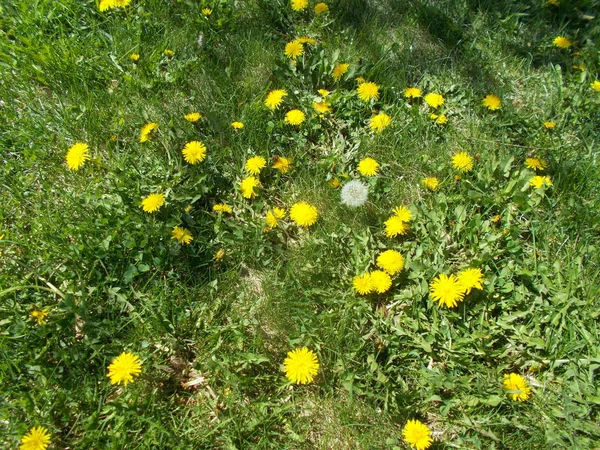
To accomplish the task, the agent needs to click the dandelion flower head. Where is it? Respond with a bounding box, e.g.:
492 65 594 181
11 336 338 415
107 352 142 386
353 273 372 295
422 177 440 191
457 268 484 294
529 175 552 189
171 226 193 245
404 87 422 99
265 89 288 110
429 273 465 308
452 152 474 172
284 40 304 59
482 94 502 110
392 205 412 222
164 49 175 57
384 216 410 238
591 80 600 92
525 158 547 171
376 250 405 275
341 180 369 207
272 156 292 174
430 113 448 125
245 156 267 175
184 112 201 122
141 193 165 213
290 201 318 227
543 121 556 130
503 373 531 401
424 93 444 108
241 176 260 199
332 63 349 81
129 53 140 62
265 207 286 230
357 82 380 102
66 142 90 171
315 2 329 13
370 270 392 294
402 419 433 450
213 203 232 213
140 122 159 142
19 426 51 450
231 121 244 129
313 101 332 114
285 109 306 126
553 36 572 48
370 112 392 133
30 309 49 325
284 347 319 384
317 89 331 98
291 0 308 11
182 141 207 164
357 157 379 176
202 8 212 16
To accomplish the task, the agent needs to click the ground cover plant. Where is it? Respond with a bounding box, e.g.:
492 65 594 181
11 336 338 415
1 0 600 448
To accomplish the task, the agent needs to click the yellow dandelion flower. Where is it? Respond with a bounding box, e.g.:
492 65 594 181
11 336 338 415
285 109 306 126
330 178 341 188
129 53 140 62
266 207 286 230
317 89 330 98
457 268 484 294
30 309 49 325
164 49 175 57
283 347 319 384
332 63 349 81
553 36 572 48
525 158 547 171
404 87 422 99
297 36 316 45
503 373 531 402
353 273 373 295
202 8 212 16
19 426 51 450
482 94 502 110
370 270 392 294
357 157 379 176
313 101 332 114
384 216 410 238
376 250 405 275
402 419 433 450
241 176 260 199
264 89 288 110
290 201 318 227
182 141 207 164
392 205 412 222
184 112 202 122
171 226 193 245
214 248 225 260
284 40 304 59
591 80 600 92
213 203 232 213
291 0 308 11
139 122 159 142
107 351 142 386
529 175 552 189
430 113 448 125
141 193 165 213
370 112 392 132
572 64 586 71
429 273 465 308
231 121 244 129
66 142 90 171
422 177 440 191
452 152 474 172
424 93 444 108
245 156 267 175
113 0 131 6
184 204 193 213
544 121 556 130
314 2 329 13
99 0 115 11
547 0 560 5
272 156 292 174
357 82 380 102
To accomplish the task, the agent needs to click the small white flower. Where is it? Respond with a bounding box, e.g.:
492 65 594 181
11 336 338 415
341 180 369 207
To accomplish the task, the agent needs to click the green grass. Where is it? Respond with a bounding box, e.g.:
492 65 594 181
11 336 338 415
2 0 600 448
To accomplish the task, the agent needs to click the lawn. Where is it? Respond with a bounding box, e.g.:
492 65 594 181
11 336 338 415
1 0 600 448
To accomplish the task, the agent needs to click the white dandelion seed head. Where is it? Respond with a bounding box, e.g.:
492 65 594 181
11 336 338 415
197 33 205 48
341 180 369 207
